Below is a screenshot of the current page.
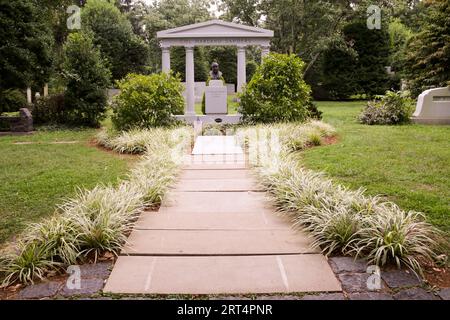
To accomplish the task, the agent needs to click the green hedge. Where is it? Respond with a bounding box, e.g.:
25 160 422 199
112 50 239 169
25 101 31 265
112 73 185 131
239 53 313 123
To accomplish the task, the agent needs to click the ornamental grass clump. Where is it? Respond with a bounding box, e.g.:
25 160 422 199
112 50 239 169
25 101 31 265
243 121 445 274
352 205 444 274
0 242 60 286
96 126 193 155
300 204 361 255
60 184 144 259
23 216 80 265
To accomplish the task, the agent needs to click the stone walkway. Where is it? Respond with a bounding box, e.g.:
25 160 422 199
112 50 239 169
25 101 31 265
104 136 341 295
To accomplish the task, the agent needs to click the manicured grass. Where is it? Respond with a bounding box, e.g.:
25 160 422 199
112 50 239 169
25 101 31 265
0 129 133 245
301 101 450 234
195 95 239 115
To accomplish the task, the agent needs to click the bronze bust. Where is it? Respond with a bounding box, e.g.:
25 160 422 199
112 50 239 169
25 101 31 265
209 62 223 80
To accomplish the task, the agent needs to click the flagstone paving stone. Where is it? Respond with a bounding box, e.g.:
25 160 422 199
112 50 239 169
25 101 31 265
337 273 386 293
59 278 105 297
381 269 422 288
438 288 450 300
18 281 63 300
183 163 248 170
348 292 394 300
184 154 247 163
328 257 368 274
179 169 253 180
173 178 262 192
135 212 291 230
104 255 341 295
393 287 439 300
121 229 317 255
160 191 272 213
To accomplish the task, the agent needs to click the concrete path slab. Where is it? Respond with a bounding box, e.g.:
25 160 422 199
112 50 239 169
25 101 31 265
135 212 291 230
183 163 248 170
160 191 272 213
104 255 342 294
186 154 246 162
173 179 262 191
179 169 252 180
122 230 317 255
192 136 243 155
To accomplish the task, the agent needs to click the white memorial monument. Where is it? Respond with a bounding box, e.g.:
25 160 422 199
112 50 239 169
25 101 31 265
205 80 227 114
412 87 450 124
157 20 273 124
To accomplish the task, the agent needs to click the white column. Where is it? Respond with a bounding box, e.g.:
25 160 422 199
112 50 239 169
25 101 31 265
261 45 270 60
26 87 32 104
161 47 171 73
237 46 247 93
185 46 195 115
44 84 49 97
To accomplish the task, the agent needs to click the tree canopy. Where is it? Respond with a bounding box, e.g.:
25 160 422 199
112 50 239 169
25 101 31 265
81 0 150 80
0 0 54 91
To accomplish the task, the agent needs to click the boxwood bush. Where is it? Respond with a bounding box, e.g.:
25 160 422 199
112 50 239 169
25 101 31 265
112 73 184 131
359 91 415 125
32 94 66 125
239 53 313 123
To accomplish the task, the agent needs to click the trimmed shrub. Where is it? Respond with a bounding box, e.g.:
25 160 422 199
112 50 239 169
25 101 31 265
239 53 313 123
32 94 65 125
359 91 415 125
0 89 27 115
111 73 185 131
62 31 111 127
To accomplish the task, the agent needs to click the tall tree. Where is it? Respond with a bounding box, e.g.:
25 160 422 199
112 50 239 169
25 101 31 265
81 0 150 80
402 0 450 96
344 20 391 96
0 0 54 91
62 31 111 126
220 0 262 26
140 0 212 72
247 0 353 76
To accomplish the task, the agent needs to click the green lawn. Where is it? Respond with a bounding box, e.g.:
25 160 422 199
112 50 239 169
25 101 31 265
0 129 133 245
301 101 450 234
195 95 239 115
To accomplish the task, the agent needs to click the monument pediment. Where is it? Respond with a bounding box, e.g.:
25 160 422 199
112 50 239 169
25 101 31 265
157 20 274 39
